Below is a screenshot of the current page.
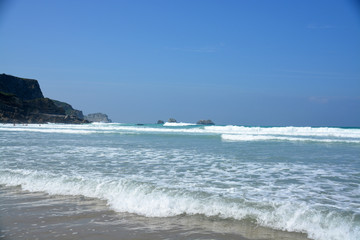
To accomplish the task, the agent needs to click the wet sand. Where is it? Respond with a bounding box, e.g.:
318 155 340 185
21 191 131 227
0 185 311 240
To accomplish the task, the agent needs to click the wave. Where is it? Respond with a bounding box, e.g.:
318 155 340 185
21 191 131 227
0 123 207 135
1 124 360 143
206 125 360 139
163 122 197 127
0 126 96 134
221 134 360 143
0 169 359 240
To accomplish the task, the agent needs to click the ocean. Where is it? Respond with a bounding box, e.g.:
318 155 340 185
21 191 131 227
1 123 359 240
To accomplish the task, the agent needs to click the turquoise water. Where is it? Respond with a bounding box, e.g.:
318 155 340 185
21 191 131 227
1 123 360 240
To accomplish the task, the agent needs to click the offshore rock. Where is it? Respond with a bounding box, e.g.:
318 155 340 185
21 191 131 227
168 118 177 123
85 113 112 123
157 120 164 124
197 119 215 125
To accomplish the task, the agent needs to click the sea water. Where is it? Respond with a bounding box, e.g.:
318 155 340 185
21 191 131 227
0 123 359 240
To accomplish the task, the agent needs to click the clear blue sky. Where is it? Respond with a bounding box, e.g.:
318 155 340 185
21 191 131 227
1 0 359 126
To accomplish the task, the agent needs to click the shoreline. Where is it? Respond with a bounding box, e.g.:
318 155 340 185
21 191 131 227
0 185 311 240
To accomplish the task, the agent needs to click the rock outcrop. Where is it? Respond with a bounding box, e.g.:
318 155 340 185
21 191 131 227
197 119 215 125
0 92 87 123
0 73 88 124
52 99 84 119
0 74 44 100
157 120 164 124
84 113 112 123
168 118 177 123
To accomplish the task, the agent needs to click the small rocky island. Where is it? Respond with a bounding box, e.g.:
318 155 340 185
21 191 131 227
84 113 112 123
197 119 215 125
0 74 110 124
157 118 215 125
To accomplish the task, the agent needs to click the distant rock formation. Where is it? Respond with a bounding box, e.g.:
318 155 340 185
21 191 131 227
52 99 84 119
168 118 177 123
84 113 112 123
197 119 215 125
157 120 164 124
0 74 88 124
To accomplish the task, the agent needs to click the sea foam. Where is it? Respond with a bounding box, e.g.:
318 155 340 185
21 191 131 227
1 124 360 144
0 168 359 240
163 122 197 127
221 134 360 143
1 123 360 240
205 125 360 139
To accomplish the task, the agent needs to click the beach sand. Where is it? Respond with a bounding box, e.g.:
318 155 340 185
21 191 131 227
0 185 311 240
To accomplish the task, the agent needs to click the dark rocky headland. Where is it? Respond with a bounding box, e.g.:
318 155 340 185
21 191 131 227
0 74 93 124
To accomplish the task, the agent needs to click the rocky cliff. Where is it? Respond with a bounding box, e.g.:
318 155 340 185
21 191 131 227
84 113 112 123
52 99 84 119
0 74 44 100
0 74 88 124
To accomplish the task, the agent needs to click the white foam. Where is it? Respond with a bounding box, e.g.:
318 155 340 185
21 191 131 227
0 123 205 135
0 126 95 134
206 126 360 139
0 168 359 240
1 124 359 143
221 134 360 143
163 122 196 126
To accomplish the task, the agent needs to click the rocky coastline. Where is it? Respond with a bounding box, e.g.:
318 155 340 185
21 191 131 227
0 74 108 124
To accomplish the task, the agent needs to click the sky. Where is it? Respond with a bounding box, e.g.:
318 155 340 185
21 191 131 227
0 0 359 126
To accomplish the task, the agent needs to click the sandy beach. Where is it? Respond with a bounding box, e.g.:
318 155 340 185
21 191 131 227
0 185 311 240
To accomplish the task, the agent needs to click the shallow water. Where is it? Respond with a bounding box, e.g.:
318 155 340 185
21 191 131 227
1 123 360 240
0 186 310 240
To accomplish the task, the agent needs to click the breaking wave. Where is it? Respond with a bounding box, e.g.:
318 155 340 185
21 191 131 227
221 134 360 143
163 122 197 127
0 168 359 240
1 123 359 143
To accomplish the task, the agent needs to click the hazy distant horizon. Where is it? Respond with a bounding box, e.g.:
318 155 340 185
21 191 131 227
1 0 359 126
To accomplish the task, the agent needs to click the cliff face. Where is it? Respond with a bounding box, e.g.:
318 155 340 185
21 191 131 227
85 113 112 123
0 74 88 124
0 74 44 100
52 100 84 119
